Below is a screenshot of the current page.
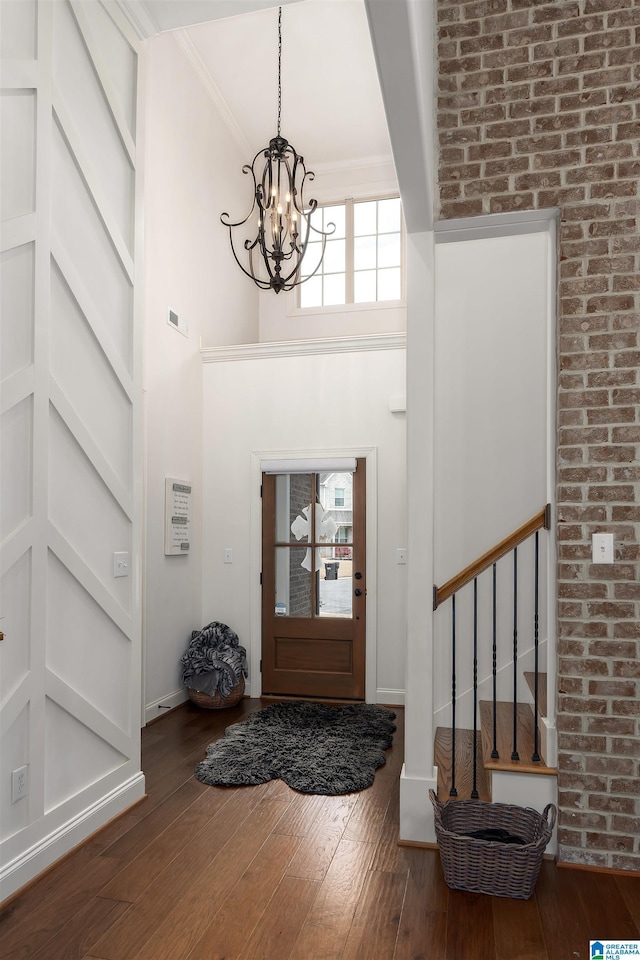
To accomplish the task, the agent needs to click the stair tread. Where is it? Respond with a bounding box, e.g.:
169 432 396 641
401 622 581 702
524 671 548 718
435 726 491 802
479 700 557 776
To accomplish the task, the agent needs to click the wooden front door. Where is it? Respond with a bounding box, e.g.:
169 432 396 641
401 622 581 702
261 459 366 700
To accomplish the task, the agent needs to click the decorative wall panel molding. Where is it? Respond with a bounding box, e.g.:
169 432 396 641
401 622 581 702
0 0 143 902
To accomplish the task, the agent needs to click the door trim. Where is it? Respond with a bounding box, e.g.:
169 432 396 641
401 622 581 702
250 446 378 702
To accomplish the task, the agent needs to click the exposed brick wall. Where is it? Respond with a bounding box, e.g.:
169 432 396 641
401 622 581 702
437 0 639 869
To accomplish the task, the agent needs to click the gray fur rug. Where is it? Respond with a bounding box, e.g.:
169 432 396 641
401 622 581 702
195 700 396 795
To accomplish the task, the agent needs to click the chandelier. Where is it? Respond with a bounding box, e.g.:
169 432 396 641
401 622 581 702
220 7 334 294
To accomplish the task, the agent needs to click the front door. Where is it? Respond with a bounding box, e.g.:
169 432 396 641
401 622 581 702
261 459 366 700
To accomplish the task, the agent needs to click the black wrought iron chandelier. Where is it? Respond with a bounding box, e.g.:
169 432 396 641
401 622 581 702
220 7 334 294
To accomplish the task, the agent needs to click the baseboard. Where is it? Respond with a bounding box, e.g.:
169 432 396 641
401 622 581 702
376 688 405 706
557 860 640 879
144 687 189 725
399 763 438 844
0 772 146 904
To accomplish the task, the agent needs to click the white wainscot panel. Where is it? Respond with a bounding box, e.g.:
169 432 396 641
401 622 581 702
0 396 33 542
48 406 131 609
0 243 35 382
0 703 30 842
44 696 126 814
0 0 37 59
51 119 133 374
0 548 32 703
77 0 137 145
47 552 131 732
0 89 36 222
52 0 134 252
50 261 132 487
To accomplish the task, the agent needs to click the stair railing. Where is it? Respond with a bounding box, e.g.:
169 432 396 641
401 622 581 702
433 504 551 799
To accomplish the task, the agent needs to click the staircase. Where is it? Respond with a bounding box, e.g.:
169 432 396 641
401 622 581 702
432 506 558 828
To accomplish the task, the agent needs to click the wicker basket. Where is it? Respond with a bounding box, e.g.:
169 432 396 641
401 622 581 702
187 675 245 710
429 790 556 899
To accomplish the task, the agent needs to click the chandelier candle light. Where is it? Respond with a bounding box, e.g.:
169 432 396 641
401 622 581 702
221 7 334 293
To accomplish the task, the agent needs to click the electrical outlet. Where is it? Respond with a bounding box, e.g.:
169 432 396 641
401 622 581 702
12 765 28 803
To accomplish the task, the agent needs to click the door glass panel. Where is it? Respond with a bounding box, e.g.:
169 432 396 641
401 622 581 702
317 472 353 618
275 545 311 618
275 473 313 542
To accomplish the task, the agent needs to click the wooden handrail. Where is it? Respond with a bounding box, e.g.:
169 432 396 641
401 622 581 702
433 504 551 610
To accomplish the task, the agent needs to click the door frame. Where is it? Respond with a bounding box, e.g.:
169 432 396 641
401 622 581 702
250 446 378 702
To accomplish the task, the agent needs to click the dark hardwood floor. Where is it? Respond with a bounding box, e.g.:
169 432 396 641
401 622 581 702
2 698 639 959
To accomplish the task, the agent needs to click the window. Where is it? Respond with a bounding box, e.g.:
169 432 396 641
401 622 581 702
299 197 403 309
334 488 345 507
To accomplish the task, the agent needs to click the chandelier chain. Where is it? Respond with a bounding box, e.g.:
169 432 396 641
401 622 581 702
277 6 282 137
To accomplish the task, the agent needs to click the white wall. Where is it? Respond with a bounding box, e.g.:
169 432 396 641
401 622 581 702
201 338 407 703
1 0 144 901
432 219 556 727
142 30 258 721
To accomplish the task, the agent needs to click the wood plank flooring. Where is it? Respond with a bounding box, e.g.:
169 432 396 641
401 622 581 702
2 698 639 959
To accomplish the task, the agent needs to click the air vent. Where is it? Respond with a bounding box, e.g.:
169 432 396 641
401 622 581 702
167 308 188 337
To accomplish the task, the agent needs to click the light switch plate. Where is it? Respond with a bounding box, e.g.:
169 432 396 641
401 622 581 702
113 551 129 577
592 533 614 564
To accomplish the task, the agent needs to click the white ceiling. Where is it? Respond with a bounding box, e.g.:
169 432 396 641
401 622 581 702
125 0 393 171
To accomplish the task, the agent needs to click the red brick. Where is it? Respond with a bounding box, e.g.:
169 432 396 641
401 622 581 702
557 14 605 37
587 255 636 274
533 76 581 97
584 67 634 91
584 28 633 50
589 795 637 814
467 140 512 160
439 200 484 218
512 133 562 155
460 34 503 55
506 24 554 47
509 97 556 119
439 55 483 75
565 124 616 146
587 407 637 424
489 193 535 213
532 38 580 60
611 740 640 759
588 679 637 696
610 82 640 102
584 103 633 127
611 778 640 795
558 52 607 75
585 832 634 851
533 149 583 169
588 446 636 464
459 69 506 91
586 714 636 733
612 658 640 675
560 696 609 716
483 47 531 68
586 295 636 313
463 177 509 196
483 157 529 176
565 164 616 184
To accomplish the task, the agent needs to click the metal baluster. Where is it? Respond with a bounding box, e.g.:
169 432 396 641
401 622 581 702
532 531 541 762
472 578 479 798
491 562 499 759
450 594 457 797
511 547 519 761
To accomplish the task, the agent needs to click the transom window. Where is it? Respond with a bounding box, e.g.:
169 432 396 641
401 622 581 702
299 197 403 309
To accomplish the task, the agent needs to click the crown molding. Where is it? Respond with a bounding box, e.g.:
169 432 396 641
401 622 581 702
201 332 406 363
113 0 160 39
